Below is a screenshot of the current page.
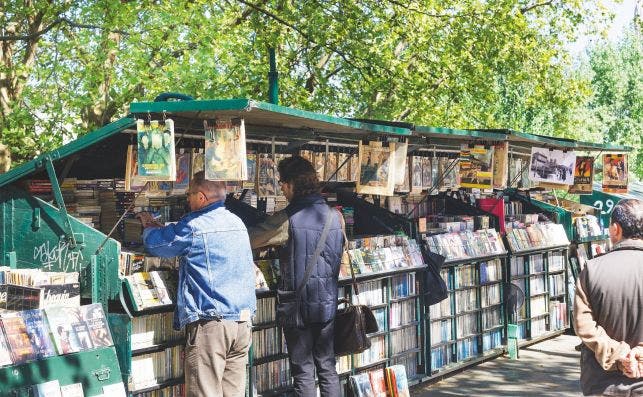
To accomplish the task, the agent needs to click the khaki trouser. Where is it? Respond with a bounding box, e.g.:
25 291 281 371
185 319 252 397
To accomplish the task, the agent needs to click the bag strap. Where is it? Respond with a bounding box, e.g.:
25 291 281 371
295 206 335 297
341 227 361 305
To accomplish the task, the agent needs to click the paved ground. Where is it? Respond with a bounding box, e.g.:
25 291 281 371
412 334 582 396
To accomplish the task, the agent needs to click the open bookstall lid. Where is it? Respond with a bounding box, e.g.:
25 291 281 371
0 98 412 188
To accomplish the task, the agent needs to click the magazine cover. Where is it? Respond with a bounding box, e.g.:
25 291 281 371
393 141 408 186
493 142 509 189
191 148 205 176
385 365 410 397
410 156 423 192
256 154 278 196
0 315 37 364
336 152 350 182
172 151 191 194
244 152 257 189
22 309 56 359
136 119 176 181
45 306 83 355
369 369 388 397
528 147 576 185
204 118 248 181
439 157 459 190
0 326 12 366
124 144 145 192
569 156 594 194
602 154 628 193
326 151 338 181
350 372 374 396
80 304 113 348
72 321 93 351
460 144 494 189
356 141 396 196
349 152 360 182
313 151 326 181
395 155 411 193
421 157 432 190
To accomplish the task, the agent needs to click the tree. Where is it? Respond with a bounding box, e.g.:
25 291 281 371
0 0 616 166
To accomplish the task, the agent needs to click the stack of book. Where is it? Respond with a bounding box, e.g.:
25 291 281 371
505 223 570 252
0 303 113 367
344 235 425 277
422 229 506 261
123 271 177 311
1 270 80 311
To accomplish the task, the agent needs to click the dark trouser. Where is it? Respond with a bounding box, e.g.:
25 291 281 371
283 319 340 397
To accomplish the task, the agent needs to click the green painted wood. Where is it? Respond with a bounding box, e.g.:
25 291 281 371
0 186 120 300
0 347 123 396
415 126 508 142
107 313 133 386
129 98 411 136
580 189 623 229
0 117 136 188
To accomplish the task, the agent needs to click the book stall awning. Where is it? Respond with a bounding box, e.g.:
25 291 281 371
129 99 412 139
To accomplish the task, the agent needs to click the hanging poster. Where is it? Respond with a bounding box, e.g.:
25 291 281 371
459 144 494 189
204 118 248 181
349 152 360 182
410 156 423 193
313 151 326 181
528 147 575 185
172 151 191 194
395 155 411 193
137 119 176 181
337 152 350 182
439 157 460 190
326 151 338 181
421 157 432 190
569 156 595 194
492 142 509 190
191 148 204 177
393 141 408 186
356 141 396 196
124 144 145 192
602 154 628 193
256 153 278 196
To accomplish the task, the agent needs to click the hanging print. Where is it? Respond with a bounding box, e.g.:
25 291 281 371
356 141 397 196
137 119 176 181
204 118 248 181
569 156 594 194
459 144 494 189
602 154 628 193
528 147 576 185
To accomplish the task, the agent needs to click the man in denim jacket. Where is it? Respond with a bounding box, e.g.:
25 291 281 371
139 171 256 397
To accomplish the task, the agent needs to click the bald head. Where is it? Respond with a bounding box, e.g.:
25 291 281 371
188 171 227 210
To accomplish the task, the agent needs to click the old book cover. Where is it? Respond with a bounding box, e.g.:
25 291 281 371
396 155 411 193
410 156 423 192
460 144 494 189
80 304 113 348
125 144 146 192
324 151 337 181
45 306 83 355
569 156 594 194
244 151 257 189
149 271 172 305
136 119 176 181
313 151 326 181
439 157 460 190
41 283 80 308
191 148 205 176
59 383 84 397
5 284 43 311
256 154 278 196
349 372 374 397
528 147 575 186
421 157 432 190
1 314 37 364
337 152 350 182
71 321 93 351
392 142 408 186
172 151 191 194
492 142 509 190
602 154 628 193
204 118 248 181
22 309 56 359
356 141 396 196
349 152 360 182
385 365 410 397
0 323 12 366
33 380 62 397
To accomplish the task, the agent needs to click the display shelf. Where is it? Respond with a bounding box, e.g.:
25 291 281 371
131 376 185 395
517 329 566 348
389 294 419 303
508 244 569 255
353 358 390 371
443 253 508 267
390 321 420 331
482 324 505 333
256 385 294 397
391 347 422 359
252 353 290 367
338 265 427 284
429 315 455 322
132 339 185 356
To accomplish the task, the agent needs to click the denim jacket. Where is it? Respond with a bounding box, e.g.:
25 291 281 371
143 200 257 330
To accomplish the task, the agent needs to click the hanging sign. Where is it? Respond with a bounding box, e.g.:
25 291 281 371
356 141 397 196
137 119 177 181
528 147 575 185
459 144 494 189
569 156 595 194
602 154 628 193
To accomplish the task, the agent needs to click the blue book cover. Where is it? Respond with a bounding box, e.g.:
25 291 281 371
22 309 56 359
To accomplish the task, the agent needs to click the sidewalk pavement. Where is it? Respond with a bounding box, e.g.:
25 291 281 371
412 334 582 396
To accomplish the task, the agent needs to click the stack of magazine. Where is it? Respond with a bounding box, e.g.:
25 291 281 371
344 235 425 277
422 229 506 262
505 223 570 252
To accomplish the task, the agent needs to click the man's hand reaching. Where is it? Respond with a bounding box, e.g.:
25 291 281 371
136 212 163 229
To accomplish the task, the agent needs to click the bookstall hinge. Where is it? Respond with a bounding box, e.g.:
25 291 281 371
91 254 108 311
93 367 111 382
43 154 77 248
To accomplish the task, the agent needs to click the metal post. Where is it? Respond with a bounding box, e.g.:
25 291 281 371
268 47 279 105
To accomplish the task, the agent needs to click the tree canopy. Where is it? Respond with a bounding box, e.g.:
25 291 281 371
0 0 639 178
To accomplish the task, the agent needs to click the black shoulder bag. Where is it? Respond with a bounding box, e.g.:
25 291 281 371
422 250 449 305
334 228 379 356
276 207 334 329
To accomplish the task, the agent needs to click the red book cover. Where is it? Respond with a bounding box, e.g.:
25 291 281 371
478 198 505 235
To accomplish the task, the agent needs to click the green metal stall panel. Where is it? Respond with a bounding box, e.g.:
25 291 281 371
0 347 122 396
